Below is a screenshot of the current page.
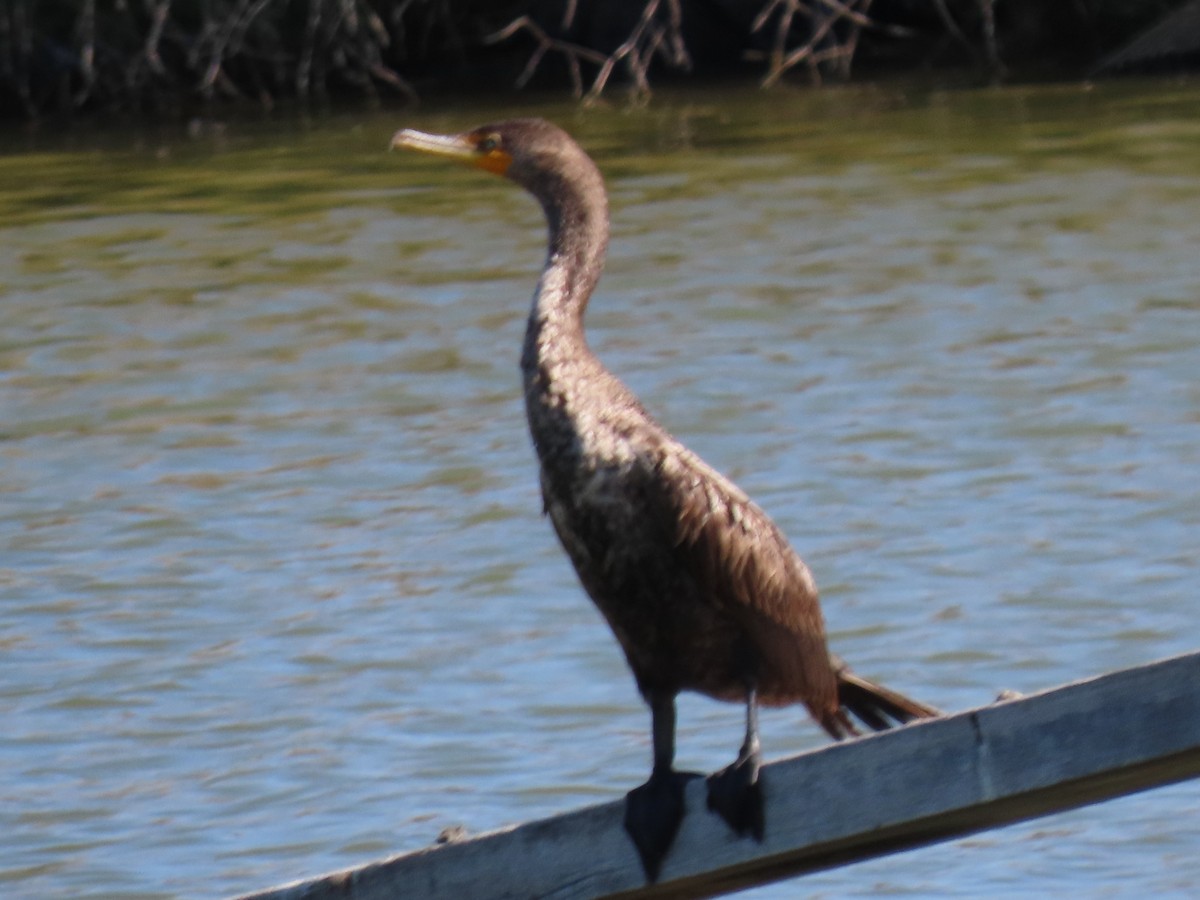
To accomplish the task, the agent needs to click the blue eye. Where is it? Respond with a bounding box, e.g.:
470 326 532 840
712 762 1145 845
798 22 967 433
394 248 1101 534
479 136 499 152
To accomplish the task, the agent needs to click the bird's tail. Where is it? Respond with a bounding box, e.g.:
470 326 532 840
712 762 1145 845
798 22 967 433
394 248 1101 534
819 655 940 740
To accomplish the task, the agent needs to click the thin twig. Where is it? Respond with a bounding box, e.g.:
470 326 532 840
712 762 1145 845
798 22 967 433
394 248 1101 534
73 0 96 106
144 0 171 76
486 14 607 98
297 0 323 100
978 0 1005 79
489 0 690 103
755 0 882 87
930 0 977 56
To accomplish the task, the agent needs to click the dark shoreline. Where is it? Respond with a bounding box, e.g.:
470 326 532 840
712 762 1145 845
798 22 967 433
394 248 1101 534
0 1 1191 122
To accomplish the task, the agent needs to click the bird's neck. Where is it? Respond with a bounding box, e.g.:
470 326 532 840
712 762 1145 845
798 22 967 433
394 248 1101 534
521 173 610 378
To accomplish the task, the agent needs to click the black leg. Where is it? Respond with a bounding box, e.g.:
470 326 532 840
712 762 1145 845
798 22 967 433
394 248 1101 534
624 692 699 882
706 686 765 840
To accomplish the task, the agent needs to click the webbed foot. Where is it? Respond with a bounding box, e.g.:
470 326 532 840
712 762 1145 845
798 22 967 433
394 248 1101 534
624 769 700 882
706 749 764 840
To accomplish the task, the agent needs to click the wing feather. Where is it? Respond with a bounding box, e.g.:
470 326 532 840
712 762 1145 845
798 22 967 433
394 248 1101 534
642 441 837 706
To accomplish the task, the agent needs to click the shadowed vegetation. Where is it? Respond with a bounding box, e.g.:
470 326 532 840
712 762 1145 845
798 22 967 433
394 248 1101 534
0 1 1183 119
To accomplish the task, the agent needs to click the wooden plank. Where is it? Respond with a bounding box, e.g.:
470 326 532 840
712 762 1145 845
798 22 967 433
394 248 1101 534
236 651 1200 900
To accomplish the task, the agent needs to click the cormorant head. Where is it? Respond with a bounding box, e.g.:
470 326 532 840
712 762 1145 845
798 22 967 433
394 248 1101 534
391 118 599 202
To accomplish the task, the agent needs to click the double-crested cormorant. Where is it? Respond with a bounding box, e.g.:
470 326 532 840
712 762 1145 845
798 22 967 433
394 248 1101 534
392 118 938 881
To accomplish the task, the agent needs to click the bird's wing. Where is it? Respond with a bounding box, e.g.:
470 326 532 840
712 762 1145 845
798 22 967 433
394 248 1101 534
643 441 827 641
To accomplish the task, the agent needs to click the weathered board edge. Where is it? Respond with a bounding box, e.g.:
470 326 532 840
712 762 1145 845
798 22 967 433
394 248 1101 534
235 650 1200 900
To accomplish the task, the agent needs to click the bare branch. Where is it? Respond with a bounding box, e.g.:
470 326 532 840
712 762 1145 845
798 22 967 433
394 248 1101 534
754 0 883 88
0 0 1022 118
489 0 690 104
978 0 1005 79
73 0 96 106
144 0 171 77
486 14 608 98
297 0 323 100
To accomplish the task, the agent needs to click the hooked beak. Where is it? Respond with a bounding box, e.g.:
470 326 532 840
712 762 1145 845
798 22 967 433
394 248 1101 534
390 128 513 176
390 128 476 162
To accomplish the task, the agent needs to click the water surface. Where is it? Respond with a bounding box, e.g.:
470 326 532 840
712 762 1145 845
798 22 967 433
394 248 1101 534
2 82 1199 897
